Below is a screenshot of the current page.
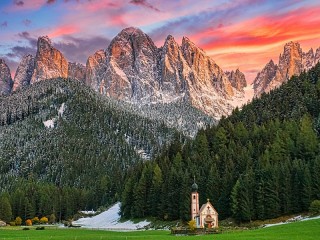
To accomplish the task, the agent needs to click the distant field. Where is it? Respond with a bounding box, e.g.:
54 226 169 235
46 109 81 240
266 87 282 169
0 219 319 240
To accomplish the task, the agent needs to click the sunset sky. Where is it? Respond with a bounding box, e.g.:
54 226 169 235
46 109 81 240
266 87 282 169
1 0 320 83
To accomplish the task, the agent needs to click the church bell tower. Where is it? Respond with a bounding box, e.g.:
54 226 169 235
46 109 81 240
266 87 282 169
191 177 199 220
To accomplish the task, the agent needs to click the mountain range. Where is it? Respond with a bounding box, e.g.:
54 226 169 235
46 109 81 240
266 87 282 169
2 27 320 120
1 27 248 120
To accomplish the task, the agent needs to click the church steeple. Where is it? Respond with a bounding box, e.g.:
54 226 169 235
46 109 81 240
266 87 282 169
191 176 199 221
192 175 198 192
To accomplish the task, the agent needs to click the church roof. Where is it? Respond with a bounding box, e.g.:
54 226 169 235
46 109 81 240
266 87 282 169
199 200 218 215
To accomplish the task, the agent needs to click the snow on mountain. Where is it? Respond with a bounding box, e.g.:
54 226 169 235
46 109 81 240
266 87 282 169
9 28 249 120
73 202 150 230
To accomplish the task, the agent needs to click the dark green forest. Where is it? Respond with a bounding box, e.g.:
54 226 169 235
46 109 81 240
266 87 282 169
0 79 178 222
1 62 320 224
120 63 320 222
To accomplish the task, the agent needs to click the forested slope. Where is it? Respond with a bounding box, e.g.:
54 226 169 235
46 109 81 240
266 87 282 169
0 78 179 221
121 63 320 222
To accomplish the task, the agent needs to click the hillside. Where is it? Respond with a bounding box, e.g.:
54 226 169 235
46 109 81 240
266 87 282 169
121 63 320 222
0 78 211 220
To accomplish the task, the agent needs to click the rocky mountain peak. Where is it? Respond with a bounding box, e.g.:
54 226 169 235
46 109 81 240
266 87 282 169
279 41 303 79
31 36 68 84
303 48 315 70
85 50 107 90
0 58 13 95
226 69 247 92
37 36 53 52
99 27 159 101
13 54 35 91
68 62 86 83
254 41 320 97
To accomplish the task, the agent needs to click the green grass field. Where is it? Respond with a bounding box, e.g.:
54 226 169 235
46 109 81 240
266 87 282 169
0 219 319 240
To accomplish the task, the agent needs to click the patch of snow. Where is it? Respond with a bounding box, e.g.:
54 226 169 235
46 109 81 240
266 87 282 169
80 210 96 215
58 103 65 117
228 84 254 109
263 215 320 228
73 202 150 230
43 119 55 128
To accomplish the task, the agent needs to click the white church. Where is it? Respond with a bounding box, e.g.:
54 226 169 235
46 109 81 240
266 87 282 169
191 180 219 228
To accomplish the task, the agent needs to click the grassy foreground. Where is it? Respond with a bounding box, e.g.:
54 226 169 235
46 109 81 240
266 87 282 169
0 219 319 240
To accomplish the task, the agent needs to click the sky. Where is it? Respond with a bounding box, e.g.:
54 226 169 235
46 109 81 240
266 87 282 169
1 0 320 83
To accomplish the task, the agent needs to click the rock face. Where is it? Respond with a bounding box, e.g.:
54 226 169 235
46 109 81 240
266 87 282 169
10 28 248 119
101 27 159 101
85 50 107 91
254 42 320 97
31 36 68 84
226 69 247 92
0 59 13 95
12 54 35 91
85 27 247 118
68 62 86 83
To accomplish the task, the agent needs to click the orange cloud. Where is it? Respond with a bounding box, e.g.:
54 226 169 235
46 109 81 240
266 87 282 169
48 26 79 38
187 6 320 83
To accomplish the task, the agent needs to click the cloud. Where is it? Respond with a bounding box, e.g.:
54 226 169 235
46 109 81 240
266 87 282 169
14 0 24 6
1 21 8 28
46 0 56 4
53 35 111 64
23 19 31 26
129 0 160 12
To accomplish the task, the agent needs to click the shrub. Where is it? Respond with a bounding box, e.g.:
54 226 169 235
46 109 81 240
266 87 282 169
309 200 320 214
32 217 39 225
49 214 56 224
15 216 22 226
9 221 16 226
188 220 196 231
40 217 48 224
36 226 45 230
22 227 30 230
25 219 32 226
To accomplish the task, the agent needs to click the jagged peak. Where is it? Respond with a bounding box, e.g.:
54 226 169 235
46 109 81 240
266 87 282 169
163 35 178 48
182 36 195 46
0 59 6 64
165 34 175 42
284 41 300 48
306 48 314 54
267 59 275 67
37 35 52 51
117 27 146 39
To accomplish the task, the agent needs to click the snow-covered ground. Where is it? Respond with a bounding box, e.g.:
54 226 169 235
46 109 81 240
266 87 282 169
263 215 320 228
73 202 150 230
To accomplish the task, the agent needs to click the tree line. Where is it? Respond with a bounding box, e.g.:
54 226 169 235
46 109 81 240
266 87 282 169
121 63 320 222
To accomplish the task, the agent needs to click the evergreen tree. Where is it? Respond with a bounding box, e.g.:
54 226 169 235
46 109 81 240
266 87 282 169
0 194 12 222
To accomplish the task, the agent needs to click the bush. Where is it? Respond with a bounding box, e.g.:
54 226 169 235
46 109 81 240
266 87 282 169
188 220 196 231
309 200 320 214
49 214 56 224
15 216 22 226
9 221 16 226
22 227 30 230
36 226 45 230
40 217 48 224
32 217 39 225
25 219 32 226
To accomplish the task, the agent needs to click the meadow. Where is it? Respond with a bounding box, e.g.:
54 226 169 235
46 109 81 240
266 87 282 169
0 219 319 240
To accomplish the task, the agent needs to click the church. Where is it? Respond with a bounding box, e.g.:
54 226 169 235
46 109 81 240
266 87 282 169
191 180 218 228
